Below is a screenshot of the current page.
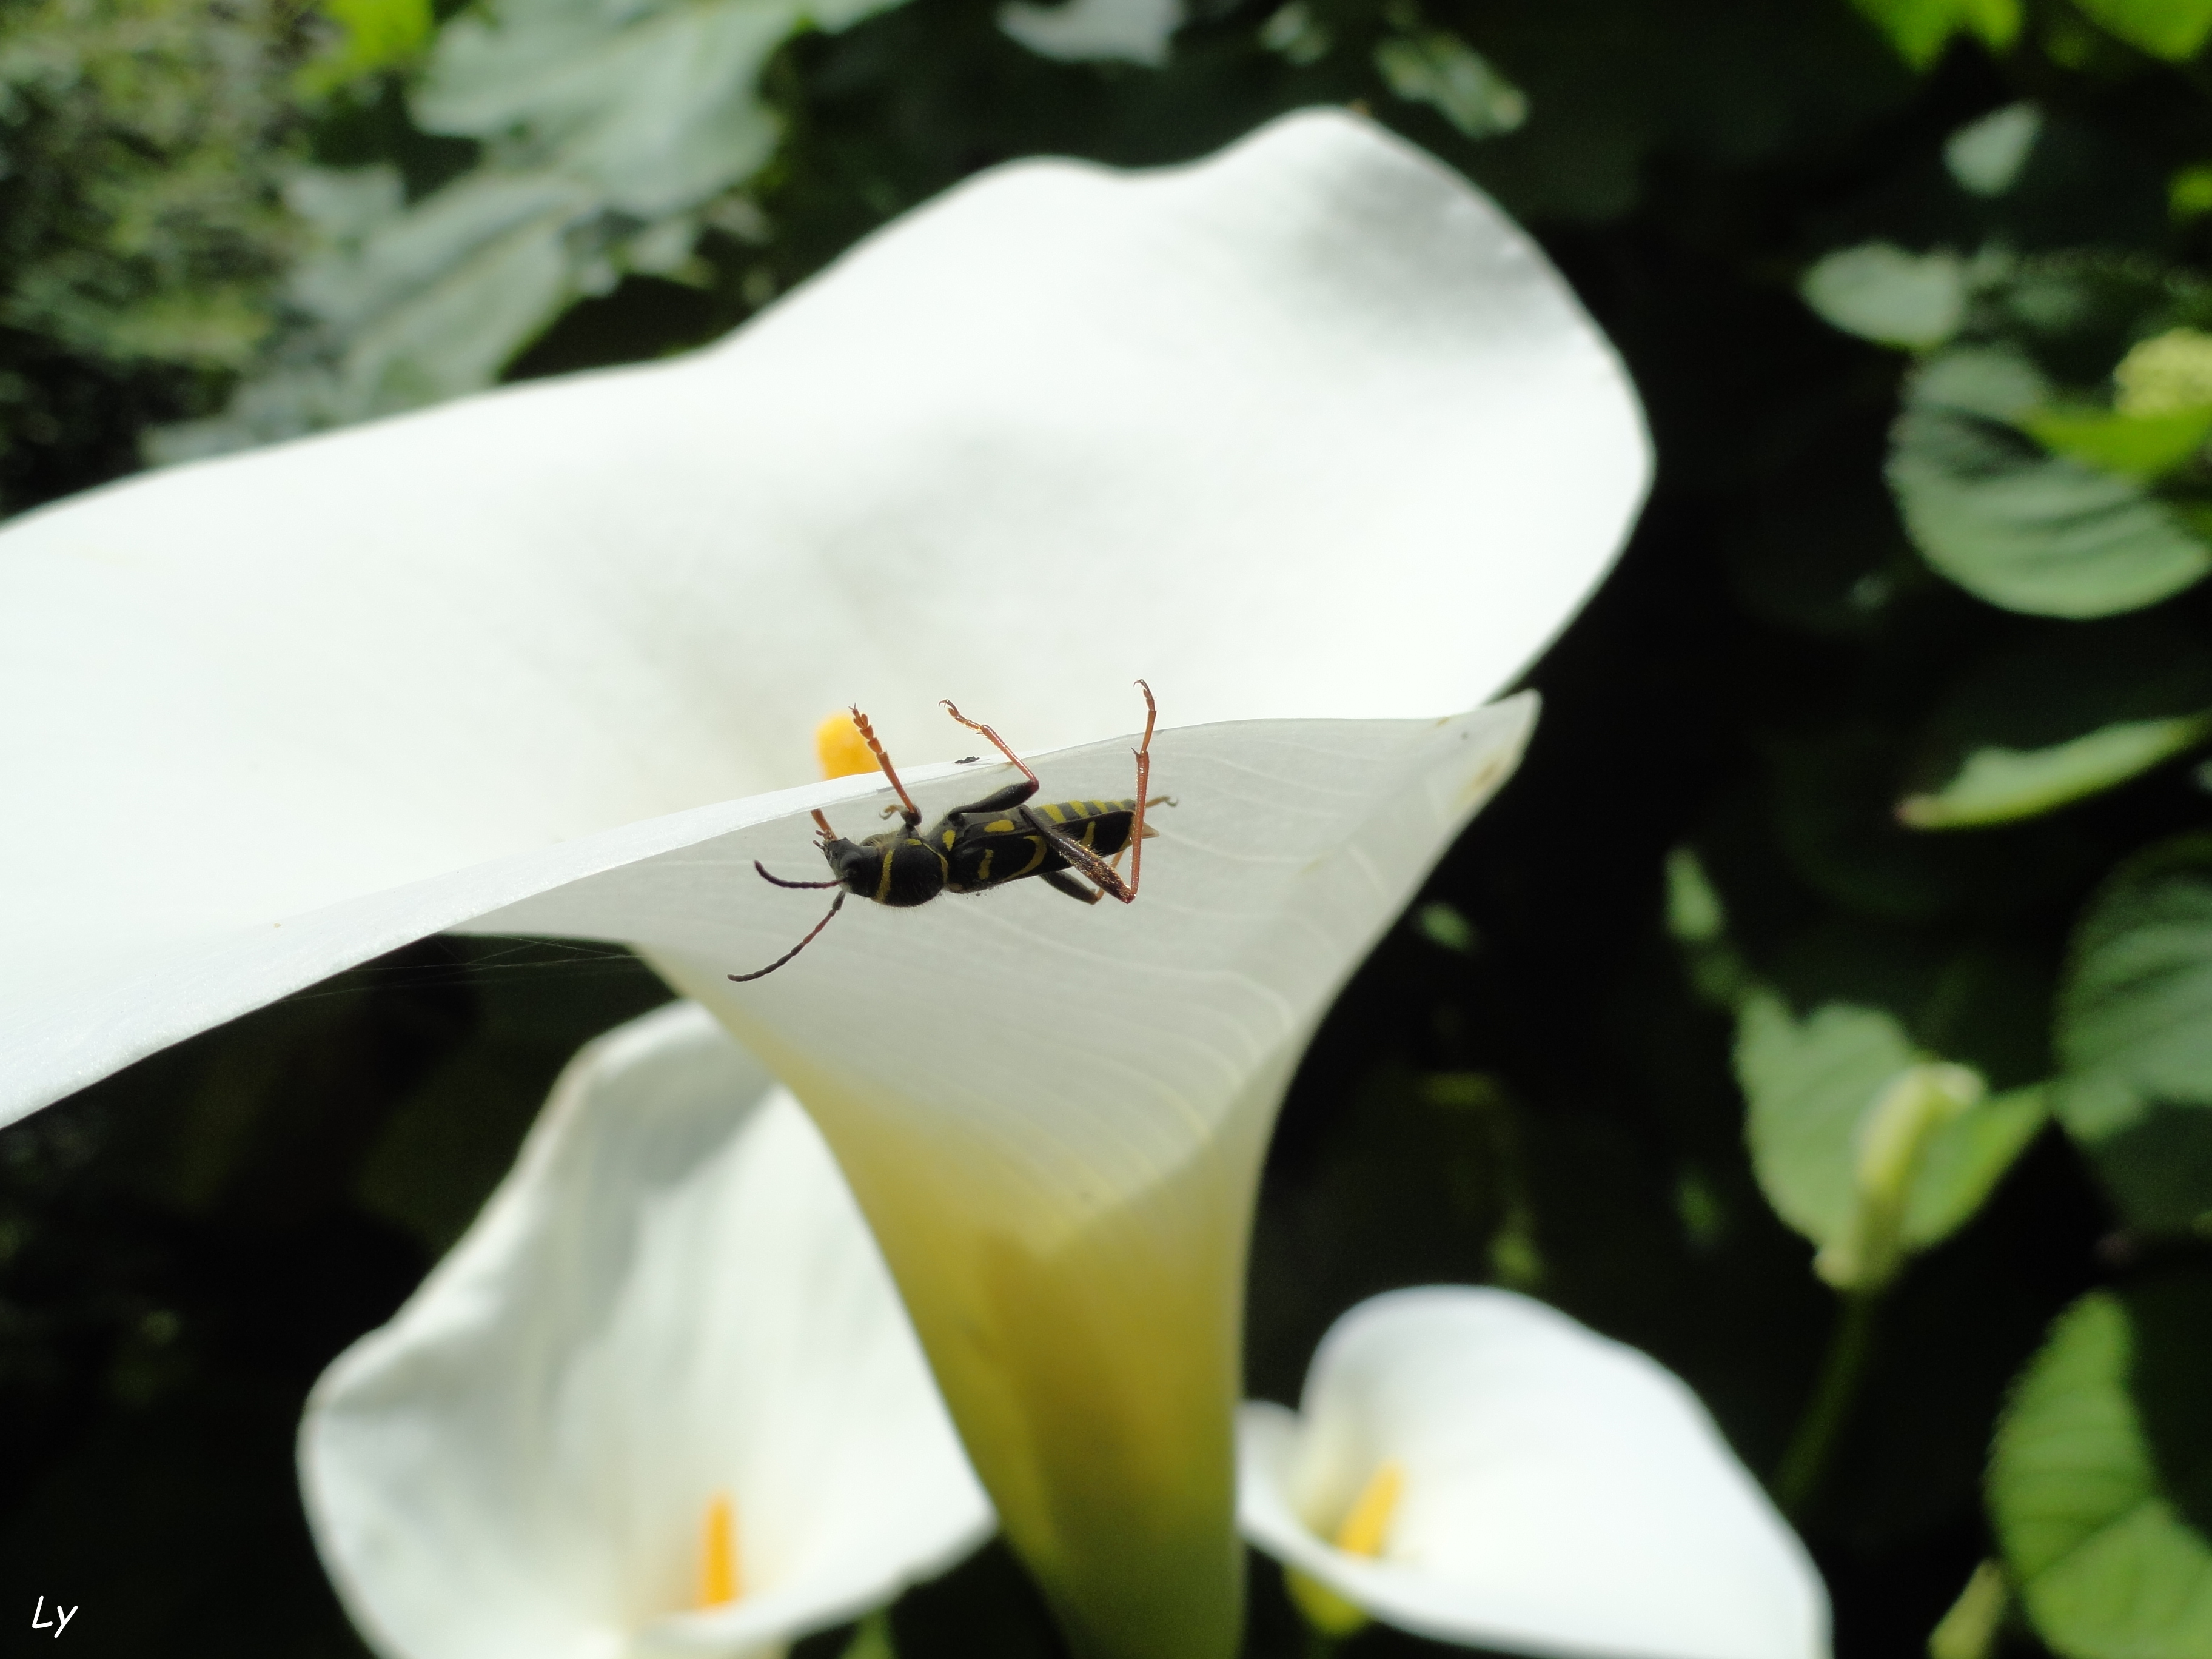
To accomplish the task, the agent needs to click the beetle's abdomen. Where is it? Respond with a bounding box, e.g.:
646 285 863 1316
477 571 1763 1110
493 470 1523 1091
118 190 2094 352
941 799 1135 893
1030 799 1138 859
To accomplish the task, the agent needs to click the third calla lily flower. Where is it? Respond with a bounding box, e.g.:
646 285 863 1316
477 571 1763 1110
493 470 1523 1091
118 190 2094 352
0 111 1649 1657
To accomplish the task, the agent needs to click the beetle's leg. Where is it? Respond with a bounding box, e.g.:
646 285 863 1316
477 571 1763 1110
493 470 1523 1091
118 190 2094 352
1125 680 1159 897
1017 682 1159 905
848 705 923 827
940 700 1041 805
940 779 1037 819
1041 869 1105 905
1024 809 1137 903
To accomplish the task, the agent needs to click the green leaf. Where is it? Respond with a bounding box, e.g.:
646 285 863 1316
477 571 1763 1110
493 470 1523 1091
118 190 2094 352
2022 406 2212 480
1850 0 2020 69
1740 996 1920 1250
1898 620 2212 829
840 1610 899 1659
1738 996 2031 1282
1372 31 1528 138
1900 718 2212 828
1889 349 2212 617
299 0 432 95
1945 102 2040 197
1904 1085 2048 1245
1929 1561 2010 1659
197 0 913 439
1991 1279 2212 1659
299 169 600 414
2173 164 2212 225
1801 243 1965 350
2071 0 2212 61
2055 836 2212 1228
414 0 897 221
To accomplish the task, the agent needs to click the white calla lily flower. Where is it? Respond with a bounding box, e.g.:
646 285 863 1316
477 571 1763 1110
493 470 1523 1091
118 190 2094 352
1238 1288 1831 1659
303 999 993 1659
0 110 1647 1657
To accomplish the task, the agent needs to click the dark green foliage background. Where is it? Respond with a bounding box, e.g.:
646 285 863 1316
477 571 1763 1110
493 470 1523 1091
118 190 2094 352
7 1 2212 1654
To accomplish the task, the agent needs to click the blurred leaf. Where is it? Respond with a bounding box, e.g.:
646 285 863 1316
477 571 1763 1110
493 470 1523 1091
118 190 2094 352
841 1610 898 1659
1900 717 2212 827
304 168 597 413
1849 0 2020 69
1373 30 1528 139
1928 1560 2009 1659
2172 163 2212 224
299 0 433 96
2022 405 2212 479
195 0 910 443
1258 2 1330 65
999 0 1178 65
1802 243 1965 349
1890 348 2212 617
1946 102 2040 196
1991 1278 2212 1659
1737 995 2028 1283
1665 844 1728 945
1904 1085 2048 1244
415 0 899 221
2115 330 2212 418
0 0 305 424
1899 620 2212 828
2071 0 2212 62
1412 900 1478 954
2055 835 2212 1227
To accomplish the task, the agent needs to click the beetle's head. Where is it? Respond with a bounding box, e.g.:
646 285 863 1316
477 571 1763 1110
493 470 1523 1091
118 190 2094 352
819 834 883 896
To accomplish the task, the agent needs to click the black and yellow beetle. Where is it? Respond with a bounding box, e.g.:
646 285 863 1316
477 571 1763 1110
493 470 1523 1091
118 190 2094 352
729 682 1168 981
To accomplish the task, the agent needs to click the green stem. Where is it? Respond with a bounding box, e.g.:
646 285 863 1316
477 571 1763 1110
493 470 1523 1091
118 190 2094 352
1772 1289 1883 1517
1302 1629 1341 1659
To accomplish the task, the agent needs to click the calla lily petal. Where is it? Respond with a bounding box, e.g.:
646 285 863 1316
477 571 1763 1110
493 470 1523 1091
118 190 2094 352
302 999 993 1659
1 107 1649 1659
1238 1288 1829 1659
0 106 1645 1125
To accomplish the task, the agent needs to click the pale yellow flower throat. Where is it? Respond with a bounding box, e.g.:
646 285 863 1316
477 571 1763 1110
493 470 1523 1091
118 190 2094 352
1285 1460 1406 1639
697 1492 743 1609
1332 1460 1404 1557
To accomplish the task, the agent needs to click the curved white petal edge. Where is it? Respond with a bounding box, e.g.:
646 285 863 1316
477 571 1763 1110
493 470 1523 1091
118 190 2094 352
0 105 1647 1127
301 1000 994 1659
1238 1289 1831 1659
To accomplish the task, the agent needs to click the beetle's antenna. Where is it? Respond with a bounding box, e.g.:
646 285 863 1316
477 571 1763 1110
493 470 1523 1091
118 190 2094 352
753 860 841 891
848 706 923 826
729 889 846 981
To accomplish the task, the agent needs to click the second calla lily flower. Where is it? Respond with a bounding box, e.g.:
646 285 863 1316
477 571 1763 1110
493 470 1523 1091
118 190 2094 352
304 1000 993 1659
0 111 1649 1658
